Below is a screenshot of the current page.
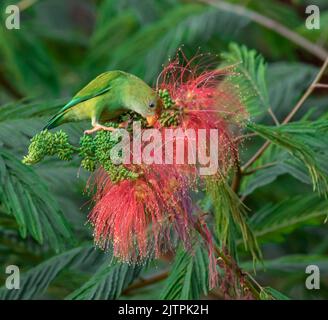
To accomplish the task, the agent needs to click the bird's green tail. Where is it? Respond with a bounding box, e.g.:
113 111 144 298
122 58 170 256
43 112 66 130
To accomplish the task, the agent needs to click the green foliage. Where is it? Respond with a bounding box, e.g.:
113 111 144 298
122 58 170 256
205 177 261 262
23 130 75 164
22 129 139 183
247 121 328 195
260 287 290 300
0 246 92 299
160 245 209 300
267 63 318 117
106 3 249 81
221 43 269 118
0 0 328 301
243 254 328 273
0 3 58 96
0 149 73 252
67 262 142 300
249 194 328 241
0 99 66 121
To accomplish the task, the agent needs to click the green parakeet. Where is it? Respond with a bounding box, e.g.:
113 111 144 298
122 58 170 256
44 71 162 134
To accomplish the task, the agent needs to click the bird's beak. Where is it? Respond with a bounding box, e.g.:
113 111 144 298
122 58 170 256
146 115 158 126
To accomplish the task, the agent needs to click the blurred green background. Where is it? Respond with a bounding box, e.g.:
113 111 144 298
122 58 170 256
0 0 328 300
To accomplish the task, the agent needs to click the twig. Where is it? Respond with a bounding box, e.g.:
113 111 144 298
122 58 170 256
194 218 262 299
314 83 328 88
242 141 270 172
242 57 328 172
199 0 328 61
207 289 225 299
231 160 242 193
17 0 38 11
242 161 278 176
233 132 258 143
122 271 169 295
282 57 328 124
268 108 280 126
122 220 262 299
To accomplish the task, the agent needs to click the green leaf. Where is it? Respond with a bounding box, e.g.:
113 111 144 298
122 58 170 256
249 194 328 241
0 22 58 95
67 262 142 300
221 43 269 118
247 121 328 195
0 99 66 122
260 287 290 300
0 246 96 300
85 12 139 74
0 149 73 251
268 62 318 117
108 4 249 81
241 146 310 196
160 245 209 300
242 119 328 195
205 177 261 261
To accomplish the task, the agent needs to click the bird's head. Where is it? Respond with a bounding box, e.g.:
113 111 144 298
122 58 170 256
128 81 162 126
143 92 162 127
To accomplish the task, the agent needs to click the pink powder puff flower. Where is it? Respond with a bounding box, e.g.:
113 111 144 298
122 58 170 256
88 51 248 289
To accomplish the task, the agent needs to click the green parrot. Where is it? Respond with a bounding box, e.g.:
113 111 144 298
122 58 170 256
44 71 162 134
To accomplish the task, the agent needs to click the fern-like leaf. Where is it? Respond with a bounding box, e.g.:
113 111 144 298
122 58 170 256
160 245 209 300
221 43 269 118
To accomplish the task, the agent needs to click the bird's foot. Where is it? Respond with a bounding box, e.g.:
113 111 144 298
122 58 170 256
118 119 132 128
84 125 116 135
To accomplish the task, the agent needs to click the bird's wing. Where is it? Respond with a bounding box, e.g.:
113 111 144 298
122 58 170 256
44 71 124 129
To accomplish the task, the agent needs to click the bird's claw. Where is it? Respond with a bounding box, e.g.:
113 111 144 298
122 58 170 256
84 125 116 135
118 119 132 128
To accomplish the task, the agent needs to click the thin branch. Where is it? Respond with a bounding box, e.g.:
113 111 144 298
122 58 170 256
314 83 328 88
17 0 38 11
242 161 278 176
194 218 262 299
207 289 224 299
199 0 328 61
242 57 328 172
242 140 269 172
282 57 328 124
268 108 280 126
122 271 169 295
231 160 242 193
233 132 258 143
122 220 263 298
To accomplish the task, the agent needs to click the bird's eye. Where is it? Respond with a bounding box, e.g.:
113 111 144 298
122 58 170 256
149 102 155 108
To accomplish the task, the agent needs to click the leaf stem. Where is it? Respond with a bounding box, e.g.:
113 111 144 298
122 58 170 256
314 83 328 89
122 271 169 295
233 132 258 143
242 161 278 175
268 108 280 126
242 57 328 172
282 58 328 124
194 218 262 299
17 0 39 11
